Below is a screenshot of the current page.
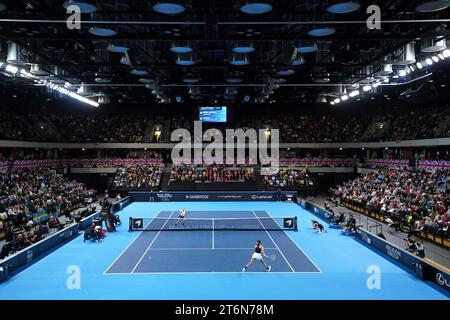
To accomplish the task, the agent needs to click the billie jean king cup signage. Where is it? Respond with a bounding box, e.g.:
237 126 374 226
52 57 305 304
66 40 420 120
170 121 279 175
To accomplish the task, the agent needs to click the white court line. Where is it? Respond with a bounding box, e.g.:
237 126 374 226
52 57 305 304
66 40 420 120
103 211 163 274
130 210 175 273
251 210 295 273
263 209 322 274
145 247 278 250
104 271 320 275
212 219 215 249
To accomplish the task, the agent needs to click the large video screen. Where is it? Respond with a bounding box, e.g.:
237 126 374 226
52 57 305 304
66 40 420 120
199 106 227 123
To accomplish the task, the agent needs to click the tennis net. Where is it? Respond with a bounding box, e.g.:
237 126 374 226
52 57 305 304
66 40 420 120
128 216 297 232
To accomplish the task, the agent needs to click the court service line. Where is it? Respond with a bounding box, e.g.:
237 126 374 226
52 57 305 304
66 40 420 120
145 247 279 250
103 211 163 274
130 211 175 273
104 271 318 275
251 210 295 273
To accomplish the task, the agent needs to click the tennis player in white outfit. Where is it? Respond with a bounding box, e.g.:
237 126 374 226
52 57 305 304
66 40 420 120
242 240 271 272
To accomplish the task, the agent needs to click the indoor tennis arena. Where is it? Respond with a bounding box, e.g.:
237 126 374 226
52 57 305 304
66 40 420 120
0 0 449 312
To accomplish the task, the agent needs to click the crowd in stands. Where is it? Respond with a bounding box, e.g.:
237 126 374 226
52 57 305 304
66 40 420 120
169 165 254 183
0 168 96 258
373 106 450 142
264 169 315 189
329 169 449 238
111 165 162 189
1 106 449 143
51 114 148 143
278 115 371 143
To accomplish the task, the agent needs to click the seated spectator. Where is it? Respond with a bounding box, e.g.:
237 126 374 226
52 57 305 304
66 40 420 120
264 168 314 189
112 165 162 189
343 215 357 233
169 164 254 184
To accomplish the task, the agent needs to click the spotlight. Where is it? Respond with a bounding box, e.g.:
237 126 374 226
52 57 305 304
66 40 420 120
426 58 433 65
330 101 335 105
5 64 18 74
363 85 372 92
409 65 415 72
341 95 349 101
438 53 445 60
432 56 439 63
334 98 341 104
443 49 450 58
398 70 407 77
416 62 423 69
349 90 360 97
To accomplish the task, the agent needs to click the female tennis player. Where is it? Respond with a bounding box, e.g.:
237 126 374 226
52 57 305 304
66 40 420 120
175 208 186 226
242 240 271 272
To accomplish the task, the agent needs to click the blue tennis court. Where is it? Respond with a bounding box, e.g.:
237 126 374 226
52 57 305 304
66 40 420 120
0 201 448 300
105 210 320 274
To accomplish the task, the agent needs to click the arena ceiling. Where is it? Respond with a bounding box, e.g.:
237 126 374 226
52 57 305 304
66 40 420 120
0 0 449 106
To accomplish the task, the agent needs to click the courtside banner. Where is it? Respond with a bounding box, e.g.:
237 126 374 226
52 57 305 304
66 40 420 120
355 228 450 293
130 191 297 202
0 211 101 280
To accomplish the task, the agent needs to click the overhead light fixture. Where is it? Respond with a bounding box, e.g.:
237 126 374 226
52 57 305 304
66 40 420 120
393 42 416 65
326 2 361 14
421 38 447 53
426 57 433 65
176 53 196 66
276 69 295 76
6 42 27 65
139 78 154 84
292 56 305 66
5 64 19 74
372 82 381 88
170 42 193 54
362 85 372 92
432 56 440 63
349 90 360 97
398 69 407 77
308 27 336 37
29 64 49 77
62 1 97 13
443 49 450 58
183 77 201 84
153 2 186 14
296 43 318 53
229 53 249 65
232 41 255 53
415 1 450 12
107 43 129 53
48 81 99 107
416 62 423 69
130 68 149 76
341 95 349 101
88 27 117 37
240 1 273 14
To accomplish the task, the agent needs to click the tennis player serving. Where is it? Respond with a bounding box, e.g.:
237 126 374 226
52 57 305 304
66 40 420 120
175 208 186 226
242 240 271 272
